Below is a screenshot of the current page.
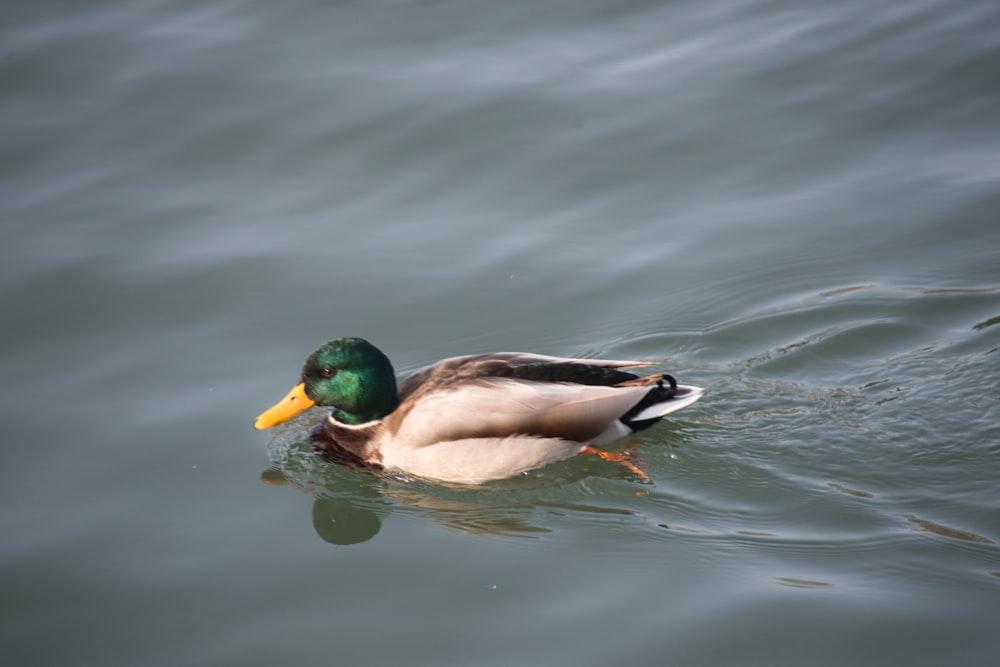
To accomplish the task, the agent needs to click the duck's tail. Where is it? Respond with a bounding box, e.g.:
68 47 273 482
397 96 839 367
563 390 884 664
620 375 704 431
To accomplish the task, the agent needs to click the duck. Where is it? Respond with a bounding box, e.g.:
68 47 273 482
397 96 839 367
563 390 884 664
254 337 703 485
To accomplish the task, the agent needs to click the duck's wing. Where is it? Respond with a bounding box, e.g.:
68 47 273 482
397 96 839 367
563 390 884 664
396 352 656 400
386 375 656 448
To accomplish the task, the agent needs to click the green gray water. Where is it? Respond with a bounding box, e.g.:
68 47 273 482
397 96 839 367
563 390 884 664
2 1 999 665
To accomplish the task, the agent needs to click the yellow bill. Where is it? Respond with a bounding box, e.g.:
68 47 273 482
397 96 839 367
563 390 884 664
254 382 316 430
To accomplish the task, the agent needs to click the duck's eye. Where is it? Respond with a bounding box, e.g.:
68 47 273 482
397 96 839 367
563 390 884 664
320 367 337 379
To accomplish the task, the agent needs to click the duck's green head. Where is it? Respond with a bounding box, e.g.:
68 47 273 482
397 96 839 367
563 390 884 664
254 337 399 429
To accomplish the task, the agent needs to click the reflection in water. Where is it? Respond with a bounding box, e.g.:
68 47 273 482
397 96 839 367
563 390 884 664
827 482 874 499
312 496 382 545
262 464 388 545
972 315 1000 331
775 577 834 589
261 440 641 544
658 523 704 534
903 514 994 544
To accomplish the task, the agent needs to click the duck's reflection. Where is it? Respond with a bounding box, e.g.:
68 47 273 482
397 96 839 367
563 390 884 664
261 462 388 545
261 436 639 545
311 494 382 545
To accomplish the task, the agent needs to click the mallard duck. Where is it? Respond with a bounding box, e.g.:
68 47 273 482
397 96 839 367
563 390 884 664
255 337 703 484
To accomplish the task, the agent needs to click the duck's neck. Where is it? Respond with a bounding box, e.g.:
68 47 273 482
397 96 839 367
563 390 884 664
331 402 393 425
333 377 399 425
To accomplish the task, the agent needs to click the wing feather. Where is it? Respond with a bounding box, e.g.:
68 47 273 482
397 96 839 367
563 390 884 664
387 379 649 447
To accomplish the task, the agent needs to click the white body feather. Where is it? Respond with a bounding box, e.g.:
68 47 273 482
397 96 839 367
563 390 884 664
356 380 703 484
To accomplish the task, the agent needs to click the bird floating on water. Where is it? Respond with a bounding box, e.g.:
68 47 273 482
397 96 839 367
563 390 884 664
255 337 703 484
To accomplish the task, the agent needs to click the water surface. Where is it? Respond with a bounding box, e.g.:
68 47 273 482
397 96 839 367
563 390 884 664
2 0 999 665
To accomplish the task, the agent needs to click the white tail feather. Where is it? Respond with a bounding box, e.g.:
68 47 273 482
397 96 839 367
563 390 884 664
629 385 704 421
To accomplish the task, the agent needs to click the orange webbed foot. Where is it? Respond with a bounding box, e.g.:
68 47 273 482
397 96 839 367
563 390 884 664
582 446 652 483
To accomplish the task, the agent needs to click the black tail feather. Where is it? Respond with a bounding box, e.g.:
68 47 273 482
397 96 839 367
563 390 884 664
620 375 678 431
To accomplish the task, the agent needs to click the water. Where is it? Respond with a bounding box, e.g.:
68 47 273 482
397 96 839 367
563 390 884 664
2 0 999 665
